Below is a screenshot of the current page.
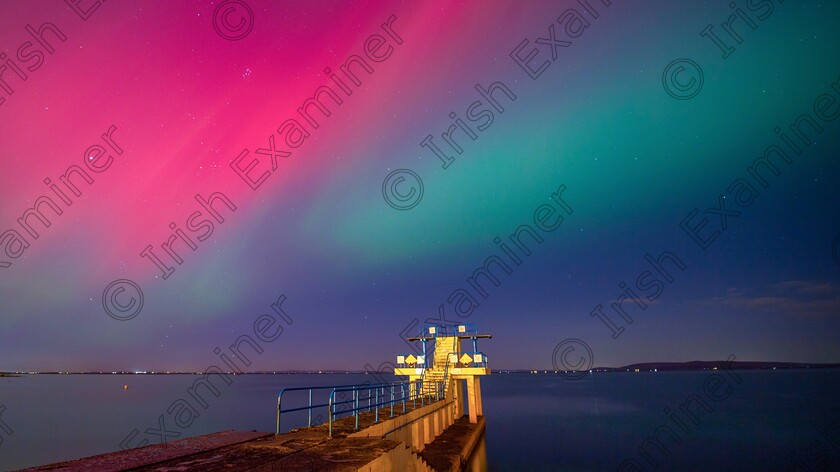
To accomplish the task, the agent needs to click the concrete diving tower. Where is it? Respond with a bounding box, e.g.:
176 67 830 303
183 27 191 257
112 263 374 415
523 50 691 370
395 323 491 424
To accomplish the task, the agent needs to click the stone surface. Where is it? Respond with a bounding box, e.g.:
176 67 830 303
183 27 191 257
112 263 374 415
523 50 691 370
22 402 484 471
19 430 271 472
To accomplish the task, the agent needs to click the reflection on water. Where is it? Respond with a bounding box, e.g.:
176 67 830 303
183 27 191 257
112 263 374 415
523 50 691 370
465 432 487 472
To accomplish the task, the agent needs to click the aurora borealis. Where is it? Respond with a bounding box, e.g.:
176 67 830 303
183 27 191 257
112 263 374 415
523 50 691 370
1 0 839 372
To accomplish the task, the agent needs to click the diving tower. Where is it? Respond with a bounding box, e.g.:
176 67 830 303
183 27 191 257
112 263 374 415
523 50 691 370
395 323 492 424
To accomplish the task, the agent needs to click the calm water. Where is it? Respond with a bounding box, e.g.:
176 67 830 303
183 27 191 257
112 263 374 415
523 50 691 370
1 370 839 471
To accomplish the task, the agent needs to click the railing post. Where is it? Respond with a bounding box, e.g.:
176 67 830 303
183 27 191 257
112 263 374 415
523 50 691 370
390 385 394 417
276 395 282 435
402 383 407 413
308 388 313 427
354 388 360 430
375 388 379 423
328 389 335 438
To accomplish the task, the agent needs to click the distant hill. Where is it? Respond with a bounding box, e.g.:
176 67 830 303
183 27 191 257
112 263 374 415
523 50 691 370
592 360 840 372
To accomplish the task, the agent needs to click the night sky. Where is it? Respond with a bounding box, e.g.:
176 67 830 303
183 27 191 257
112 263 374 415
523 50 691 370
1 0 839 372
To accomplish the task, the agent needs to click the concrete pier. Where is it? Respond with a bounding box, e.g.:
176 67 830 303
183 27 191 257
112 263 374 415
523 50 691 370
23 324 491 471
22 407 484 471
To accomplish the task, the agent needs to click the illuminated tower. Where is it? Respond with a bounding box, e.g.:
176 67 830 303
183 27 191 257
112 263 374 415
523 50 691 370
395 323 491 423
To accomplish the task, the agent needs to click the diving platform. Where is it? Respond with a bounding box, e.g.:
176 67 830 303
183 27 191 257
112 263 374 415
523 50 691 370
395 324 491 424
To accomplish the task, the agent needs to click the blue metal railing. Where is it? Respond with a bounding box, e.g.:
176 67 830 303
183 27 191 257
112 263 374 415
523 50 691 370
439 348 451 393
277 379 447 436
277 384 366 434
419 323 478 337
380 396 452 438
449 351 489 368
453 323 478 336
328 380 445 437
422 323 444 337
396 353 427 368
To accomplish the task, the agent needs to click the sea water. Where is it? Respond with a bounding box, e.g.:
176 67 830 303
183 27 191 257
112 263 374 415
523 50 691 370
1 370 838 471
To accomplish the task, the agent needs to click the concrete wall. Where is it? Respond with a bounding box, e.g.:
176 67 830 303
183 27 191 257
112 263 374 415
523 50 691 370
357 442 434 472
348 398 457 453
350 377 483 470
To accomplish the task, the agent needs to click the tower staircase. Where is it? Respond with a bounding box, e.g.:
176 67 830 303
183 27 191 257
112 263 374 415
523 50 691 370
420 335 456 396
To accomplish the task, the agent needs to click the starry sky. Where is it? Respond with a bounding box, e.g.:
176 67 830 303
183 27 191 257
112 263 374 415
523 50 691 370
1 0 839 372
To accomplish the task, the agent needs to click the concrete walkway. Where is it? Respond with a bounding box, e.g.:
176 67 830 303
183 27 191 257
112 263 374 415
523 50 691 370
19 430 271 471
21 406 484 471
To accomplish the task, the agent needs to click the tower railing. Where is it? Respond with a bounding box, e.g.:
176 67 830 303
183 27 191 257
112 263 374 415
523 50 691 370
453 323 478 336
449 351 489 368
396 354 426 369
